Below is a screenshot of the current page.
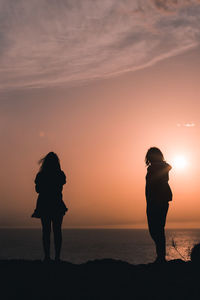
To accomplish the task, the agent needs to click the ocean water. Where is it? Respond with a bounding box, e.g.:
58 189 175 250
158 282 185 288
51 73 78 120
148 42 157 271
0 229 200 264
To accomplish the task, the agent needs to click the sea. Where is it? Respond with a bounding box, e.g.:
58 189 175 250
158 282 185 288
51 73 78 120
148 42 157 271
0 229 200 264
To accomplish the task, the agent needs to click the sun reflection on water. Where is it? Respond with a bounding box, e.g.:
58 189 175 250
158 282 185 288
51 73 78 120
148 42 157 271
166 229 200 261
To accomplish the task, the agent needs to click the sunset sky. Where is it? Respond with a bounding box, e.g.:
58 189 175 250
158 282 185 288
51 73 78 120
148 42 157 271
1 0 200 228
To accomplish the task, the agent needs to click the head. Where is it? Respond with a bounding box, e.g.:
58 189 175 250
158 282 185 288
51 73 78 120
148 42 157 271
145 147 165 166
39 152 61 172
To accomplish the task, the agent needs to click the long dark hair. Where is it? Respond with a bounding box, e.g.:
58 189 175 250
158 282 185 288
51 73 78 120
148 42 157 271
39 152 61 172
145 147 165 166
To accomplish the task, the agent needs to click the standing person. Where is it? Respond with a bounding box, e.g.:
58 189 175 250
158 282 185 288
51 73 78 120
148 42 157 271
32 152 68 262
145 147 172 263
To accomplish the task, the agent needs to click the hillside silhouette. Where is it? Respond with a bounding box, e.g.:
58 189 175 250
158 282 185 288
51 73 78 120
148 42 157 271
0 258 199 299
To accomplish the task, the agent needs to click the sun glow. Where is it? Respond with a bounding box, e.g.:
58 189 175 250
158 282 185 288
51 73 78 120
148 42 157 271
172 155 188 170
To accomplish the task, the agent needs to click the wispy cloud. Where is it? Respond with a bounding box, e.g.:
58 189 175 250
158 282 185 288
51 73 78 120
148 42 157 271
177 122 196 127
152 0 200 14
184 122 196 127
0 0 200 89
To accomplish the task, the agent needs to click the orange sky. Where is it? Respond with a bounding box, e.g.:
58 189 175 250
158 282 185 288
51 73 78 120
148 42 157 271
1 0 200 228
1 47 200 228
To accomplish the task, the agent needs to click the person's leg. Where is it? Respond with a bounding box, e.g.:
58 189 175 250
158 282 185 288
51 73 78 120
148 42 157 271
147 204 168 262
41 217 51 260
147 206 159 261
147 205 157 243
155 228 165 261
157 203 169 261
153 204 169 262
52 215 63 261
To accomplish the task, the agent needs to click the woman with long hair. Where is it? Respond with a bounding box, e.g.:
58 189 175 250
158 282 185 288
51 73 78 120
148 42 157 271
145 147 172 263
32 152 67 261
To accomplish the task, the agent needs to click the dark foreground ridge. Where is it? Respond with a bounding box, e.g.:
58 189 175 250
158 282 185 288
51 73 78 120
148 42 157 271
1 259 199 299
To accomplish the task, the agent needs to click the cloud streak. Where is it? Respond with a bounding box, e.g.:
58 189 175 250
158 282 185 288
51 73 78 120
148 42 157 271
0 0 200 89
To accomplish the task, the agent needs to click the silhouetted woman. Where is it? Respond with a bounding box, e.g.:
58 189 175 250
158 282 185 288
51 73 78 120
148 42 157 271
145 147 172 263
32 152 67 261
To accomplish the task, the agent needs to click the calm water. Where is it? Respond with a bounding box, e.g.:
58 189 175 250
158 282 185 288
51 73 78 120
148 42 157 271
0 229 199 264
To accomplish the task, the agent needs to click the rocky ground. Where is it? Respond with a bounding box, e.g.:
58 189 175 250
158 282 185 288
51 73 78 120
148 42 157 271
0 258 199 299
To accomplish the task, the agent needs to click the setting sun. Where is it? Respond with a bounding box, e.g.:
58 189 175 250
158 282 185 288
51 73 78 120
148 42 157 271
172 155 188 170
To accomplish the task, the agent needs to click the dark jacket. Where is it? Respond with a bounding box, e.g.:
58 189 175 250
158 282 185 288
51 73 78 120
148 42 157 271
32 170 67 218
145 162 172 206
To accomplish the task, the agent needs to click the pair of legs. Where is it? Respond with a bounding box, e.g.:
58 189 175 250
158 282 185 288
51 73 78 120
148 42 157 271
147 202 169 262
41 215 63 261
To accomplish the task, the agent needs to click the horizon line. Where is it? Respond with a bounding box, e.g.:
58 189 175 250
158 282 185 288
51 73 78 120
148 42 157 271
1 226 200 230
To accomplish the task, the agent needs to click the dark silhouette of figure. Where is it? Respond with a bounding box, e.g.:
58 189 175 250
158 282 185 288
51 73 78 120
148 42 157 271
145 147 172 263
32 152 67 261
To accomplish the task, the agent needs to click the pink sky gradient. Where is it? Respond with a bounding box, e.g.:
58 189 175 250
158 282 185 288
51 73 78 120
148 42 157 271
1 1 200 228
1 0 200 89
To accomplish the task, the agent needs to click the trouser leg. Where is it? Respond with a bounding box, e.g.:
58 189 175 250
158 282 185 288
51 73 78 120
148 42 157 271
52 215 63 260
147 204 168 260
154 227 166 259
41 217 51 260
